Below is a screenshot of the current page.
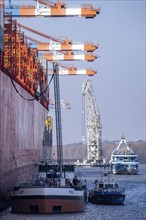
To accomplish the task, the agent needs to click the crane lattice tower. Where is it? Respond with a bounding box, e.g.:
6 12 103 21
82 79 103 163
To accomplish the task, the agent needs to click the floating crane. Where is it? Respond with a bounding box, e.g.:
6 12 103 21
49 62 97 76
17 24 98 52
82 79 103 164
41 51 97 62
4 0 100 18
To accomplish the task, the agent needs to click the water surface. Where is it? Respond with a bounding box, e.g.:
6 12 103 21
1 164 145 220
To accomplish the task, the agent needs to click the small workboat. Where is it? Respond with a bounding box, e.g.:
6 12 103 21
11 163 87 214
88 172 126 205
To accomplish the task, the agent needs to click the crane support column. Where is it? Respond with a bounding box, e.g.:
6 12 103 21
53 62 63 177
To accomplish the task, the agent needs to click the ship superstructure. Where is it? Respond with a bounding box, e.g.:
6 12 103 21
110 135 139 175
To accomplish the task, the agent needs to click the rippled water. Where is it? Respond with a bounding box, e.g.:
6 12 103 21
0 164 146 220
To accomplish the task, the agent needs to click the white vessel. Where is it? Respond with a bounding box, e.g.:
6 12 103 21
110 135 139 175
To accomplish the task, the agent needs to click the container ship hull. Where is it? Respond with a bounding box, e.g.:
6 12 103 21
0 69 48 209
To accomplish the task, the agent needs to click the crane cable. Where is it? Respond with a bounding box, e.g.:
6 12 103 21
6 69 54 101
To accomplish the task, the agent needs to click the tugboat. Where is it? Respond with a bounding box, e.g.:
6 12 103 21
11 63 87 214
88 172 126 205
110 135 139 175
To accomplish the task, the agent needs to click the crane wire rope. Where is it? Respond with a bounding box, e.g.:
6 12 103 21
82 93 86 143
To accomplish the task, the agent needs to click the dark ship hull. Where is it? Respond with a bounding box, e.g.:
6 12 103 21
0 69 48 209
88 191 125 205
88 172 126 205
0 2 52 210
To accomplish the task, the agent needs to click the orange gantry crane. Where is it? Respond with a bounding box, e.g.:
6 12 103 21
40 51 97 62
25 35 98 53
49 63 97 76
18 23 98 62
3 16 49 109
5 0 100 18
41 51 97 62
2 1 100 112
17 23 98 52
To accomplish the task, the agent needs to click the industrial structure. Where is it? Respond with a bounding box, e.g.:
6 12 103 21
4 0 100 18
3 16 49 109
49 63 97 76
0 0 100 209
19 23 98 52
82 79 103 164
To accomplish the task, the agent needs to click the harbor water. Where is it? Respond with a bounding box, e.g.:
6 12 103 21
0 164 145 220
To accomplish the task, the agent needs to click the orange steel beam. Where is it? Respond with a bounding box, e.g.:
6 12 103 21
49 67 96 76
19 24 98 52
18 23 63 43
5 1 100 18
36 0 55 7
25 35 98 52
41 51 97 62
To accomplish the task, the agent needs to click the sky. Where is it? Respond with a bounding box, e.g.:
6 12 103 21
10 0 145 144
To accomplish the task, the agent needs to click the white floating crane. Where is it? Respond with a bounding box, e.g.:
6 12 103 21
82 79 103 164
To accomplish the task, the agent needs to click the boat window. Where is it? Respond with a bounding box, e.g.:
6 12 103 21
99 183 103 188
105 184 113 189
52 206 62 214
115 183 118 188
30 205 39 214
104 184 108 189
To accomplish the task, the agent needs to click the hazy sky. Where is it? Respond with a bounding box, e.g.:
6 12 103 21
14 0 145 144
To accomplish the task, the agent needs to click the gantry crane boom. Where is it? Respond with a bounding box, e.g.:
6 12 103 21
18 23 63 43
82 79 103 164
4 0 100 18
21 25 98 52
35 0 55 7
41 51 97 62
26 36 98 52
25 35 42 44
49 62 97 76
